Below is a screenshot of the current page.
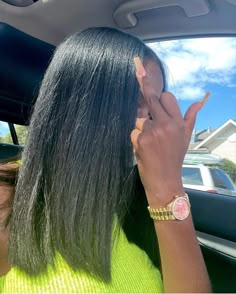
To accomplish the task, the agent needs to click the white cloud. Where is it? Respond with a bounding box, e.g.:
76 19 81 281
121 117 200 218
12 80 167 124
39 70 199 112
176 86 205 100
148 37 236 100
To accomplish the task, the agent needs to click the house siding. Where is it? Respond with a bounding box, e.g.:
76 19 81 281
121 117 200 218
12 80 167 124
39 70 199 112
205 126 236 164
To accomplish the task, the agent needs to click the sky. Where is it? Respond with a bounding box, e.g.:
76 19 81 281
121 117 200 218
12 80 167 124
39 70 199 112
0 37 235 137
148 37 236 130
0 121 9 137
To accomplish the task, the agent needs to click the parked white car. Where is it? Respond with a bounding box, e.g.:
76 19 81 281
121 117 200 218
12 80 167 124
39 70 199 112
182 164 236 197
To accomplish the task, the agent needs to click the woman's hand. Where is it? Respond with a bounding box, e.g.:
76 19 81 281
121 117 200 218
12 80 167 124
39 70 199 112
131 57 212 294
131 57 209 206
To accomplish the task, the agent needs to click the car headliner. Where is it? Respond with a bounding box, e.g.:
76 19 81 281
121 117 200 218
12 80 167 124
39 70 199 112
0 0 236 45
0 0 236 125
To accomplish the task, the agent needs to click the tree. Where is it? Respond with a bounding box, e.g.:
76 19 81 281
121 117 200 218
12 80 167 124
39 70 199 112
2 132 12 144
220 158 236 184
15 125 28 145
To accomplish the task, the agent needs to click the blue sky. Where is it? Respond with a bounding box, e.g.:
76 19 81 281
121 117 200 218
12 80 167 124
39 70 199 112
149 37 236 130
0 121 9 137
0 37 235 137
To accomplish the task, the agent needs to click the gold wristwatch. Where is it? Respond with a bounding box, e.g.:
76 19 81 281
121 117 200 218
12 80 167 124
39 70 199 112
147 193 190 221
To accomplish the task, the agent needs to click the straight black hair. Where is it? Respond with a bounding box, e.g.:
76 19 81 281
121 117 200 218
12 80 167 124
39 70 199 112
9 27 166 281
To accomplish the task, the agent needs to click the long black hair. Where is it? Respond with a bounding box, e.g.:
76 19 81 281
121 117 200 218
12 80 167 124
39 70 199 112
9 27 166 281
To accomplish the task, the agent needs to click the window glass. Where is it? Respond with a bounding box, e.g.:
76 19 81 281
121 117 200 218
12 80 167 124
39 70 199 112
14 124 28 145
210 168 235 190
182 167 203 185
148 37 236 195
0 122 28 145
0 121 12 144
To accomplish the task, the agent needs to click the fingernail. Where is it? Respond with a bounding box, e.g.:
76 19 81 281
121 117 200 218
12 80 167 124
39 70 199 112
134 57 146 77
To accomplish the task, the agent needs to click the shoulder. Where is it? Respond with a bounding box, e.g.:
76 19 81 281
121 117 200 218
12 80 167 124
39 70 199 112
2 225 163 293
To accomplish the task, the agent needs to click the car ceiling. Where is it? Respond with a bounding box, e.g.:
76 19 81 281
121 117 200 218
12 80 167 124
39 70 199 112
0 0 236 45
0 0 236 125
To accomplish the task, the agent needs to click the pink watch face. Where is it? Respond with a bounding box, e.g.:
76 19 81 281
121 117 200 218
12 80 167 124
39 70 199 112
172 197 190 220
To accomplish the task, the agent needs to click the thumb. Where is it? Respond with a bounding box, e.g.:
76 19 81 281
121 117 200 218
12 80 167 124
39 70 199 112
184 102 202 141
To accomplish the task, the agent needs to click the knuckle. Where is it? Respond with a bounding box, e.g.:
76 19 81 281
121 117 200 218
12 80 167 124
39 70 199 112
177 120 185 133
159 121 175 135
150 128 161 138
151 121 182 137
137 133 150 148
176 119 185 130
130 129 136 139
164 122 174 133
164 120 184 134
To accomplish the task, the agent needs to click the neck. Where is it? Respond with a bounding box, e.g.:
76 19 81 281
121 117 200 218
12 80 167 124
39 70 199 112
0 258 11 276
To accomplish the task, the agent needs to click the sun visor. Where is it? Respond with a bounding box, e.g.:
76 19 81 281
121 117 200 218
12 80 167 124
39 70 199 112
0 23 54 125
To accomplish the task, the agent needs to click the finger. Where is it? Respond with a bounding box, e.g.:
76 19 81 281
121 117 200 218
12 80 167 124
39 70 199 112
130 128 142 151
134 57 168 122
159 92 183 120
134 56 146 77
135 72 144 94
134 57 145 94
184 92 211 141
135 118 150 132
142 78 170 122
184 102 202 141
201 92 210 108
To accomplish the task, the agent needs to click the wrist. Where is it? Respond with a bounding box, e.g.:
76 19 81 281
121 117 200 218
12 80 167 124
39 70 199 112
145 185 185 208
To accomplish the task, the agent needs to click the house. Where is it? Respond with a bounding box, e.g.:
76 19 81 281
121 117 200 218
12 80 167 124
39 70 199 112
189 119 236 164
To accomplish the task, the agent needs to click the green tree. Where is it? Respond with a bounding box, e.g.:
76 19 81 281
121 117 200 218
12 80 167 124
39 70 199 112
2 132 12 144
15 125 28 145
220 158 236 184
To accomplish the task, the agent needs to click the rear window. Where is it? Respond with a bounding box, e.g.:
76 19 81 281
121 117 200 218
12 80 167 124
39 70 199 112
210 168 235 190
182 167 203 185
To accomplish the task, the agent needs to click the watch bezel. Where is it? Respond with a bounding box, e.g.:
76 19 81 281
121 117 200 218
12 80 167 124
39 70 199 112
171 196 190 220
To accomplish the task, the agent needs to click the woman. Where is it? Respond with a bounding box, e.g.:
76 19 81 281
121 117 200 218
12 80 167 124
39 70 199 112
2 27 211 292
0 163 19 278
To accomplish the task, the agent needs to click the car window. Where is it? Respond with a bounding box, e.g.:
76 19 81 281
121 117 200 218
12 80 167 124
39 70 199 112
0 122 28 145
13 124 28 145
210 168 235 190
182 167 203 185
0 121 12 144
148 37 236 195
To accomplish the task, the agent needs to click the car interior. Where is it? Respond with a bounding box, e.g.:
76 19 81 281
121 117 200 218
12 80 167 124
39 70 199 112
0 0 236 292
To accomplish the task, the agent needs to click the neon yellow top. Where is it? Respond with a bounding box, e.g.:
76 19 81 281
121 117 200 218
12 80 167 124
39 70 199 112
0 226 162 293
